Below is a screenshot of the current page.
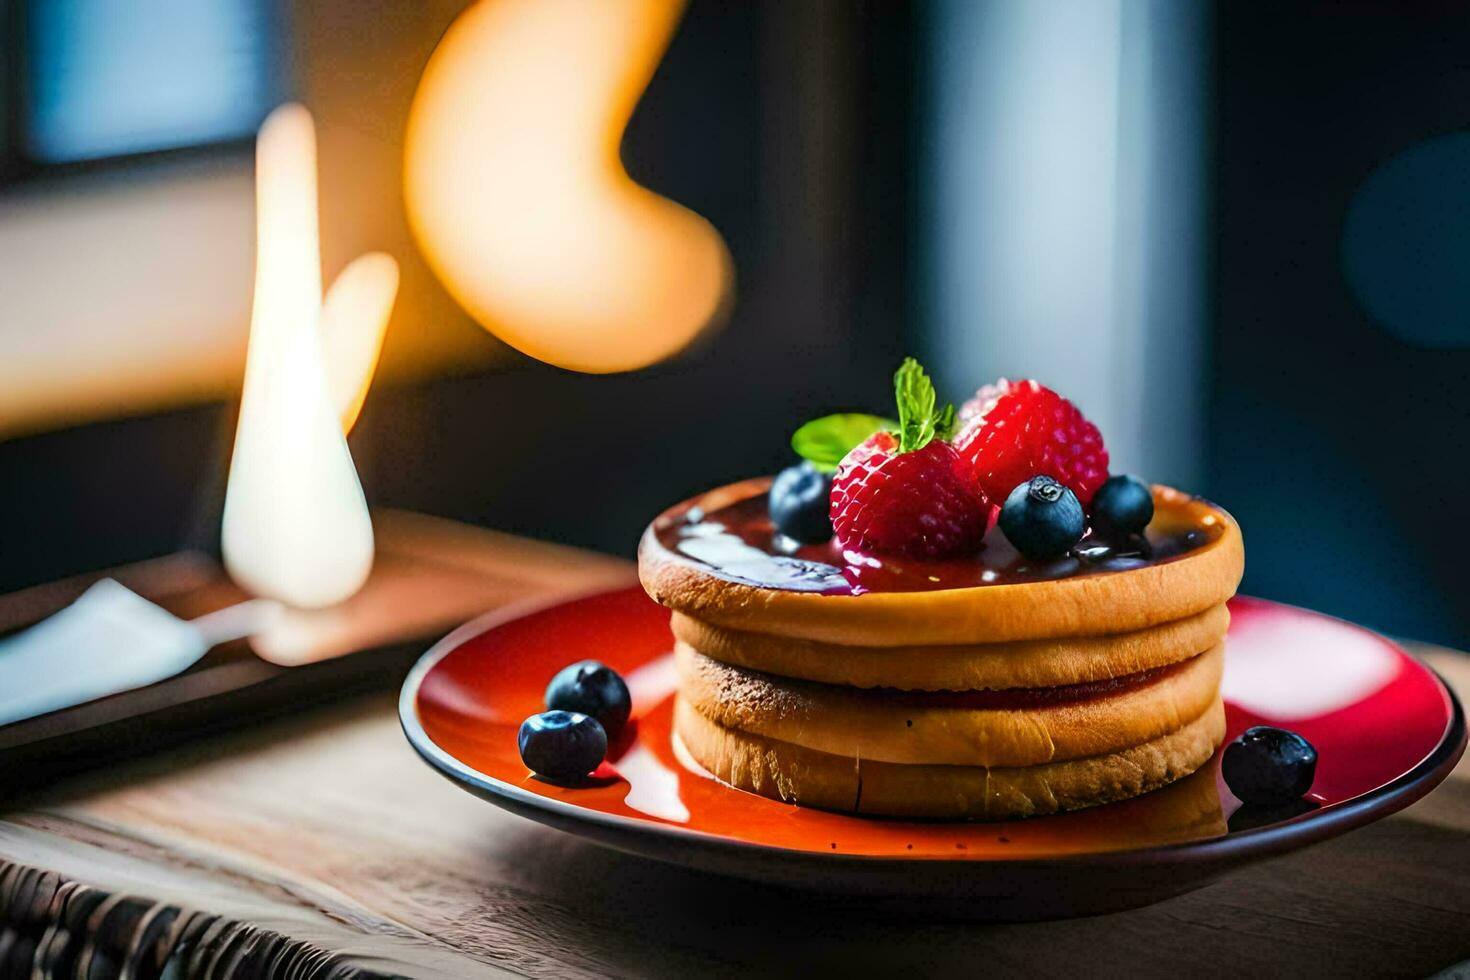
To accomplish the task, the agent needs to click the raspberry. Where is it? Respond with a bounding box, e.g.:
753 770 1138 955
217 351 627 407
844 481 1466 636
954 379 1109 506
958 380 1009 425
830 432 988 559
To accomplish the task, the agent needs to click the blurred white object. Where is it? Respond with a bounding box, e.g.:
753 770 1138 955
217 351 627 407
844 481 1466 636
221 104 395 610
0 579 276 727
924 0 1208 488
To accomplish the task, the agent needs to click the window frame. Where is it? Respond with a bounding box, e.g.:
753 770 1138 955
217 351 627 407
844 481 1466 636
0 0 287 189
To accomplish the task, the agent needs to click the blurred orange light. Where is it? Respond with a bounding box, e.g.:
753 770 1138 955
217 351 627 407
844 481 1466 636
403 0 733 374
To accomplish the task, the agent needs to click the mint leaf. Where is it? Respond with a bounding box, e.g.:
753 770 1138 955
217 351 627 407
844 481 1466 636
792 413 896 472
934 402 957 442
893 357 955 453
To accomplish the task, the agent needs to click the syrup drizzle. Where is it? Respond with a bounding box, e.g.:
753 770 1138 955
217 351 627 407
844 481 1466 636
657 495 1216 596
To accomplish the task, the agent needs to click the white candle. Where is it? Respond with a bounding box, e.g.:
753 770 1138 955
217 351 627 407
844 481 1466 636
222 104 397 609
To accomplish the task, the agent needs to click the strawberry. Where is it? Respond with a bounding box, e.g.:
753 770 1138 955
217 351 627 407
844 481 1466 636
829 360 987 559
954 379 1109 507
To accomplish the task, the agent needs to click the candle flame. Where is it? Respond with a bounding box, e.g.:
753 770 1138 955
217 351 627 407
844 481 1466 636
403 0 732 373
222 104 398 609
321 251 399 431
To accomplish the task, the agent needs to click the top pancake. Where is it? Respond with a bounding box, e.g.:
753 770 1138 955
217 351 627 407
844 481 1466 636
640 480 1245 646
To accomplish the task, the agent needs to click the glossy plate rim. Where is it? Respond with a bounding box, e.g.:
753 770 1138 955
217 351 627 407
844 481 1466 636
398 588 1466 883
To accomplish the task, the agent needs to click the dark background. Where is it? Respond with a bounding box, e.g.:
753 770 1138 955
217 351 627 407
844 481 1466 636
2 1 1469 650
1211 3 1470 646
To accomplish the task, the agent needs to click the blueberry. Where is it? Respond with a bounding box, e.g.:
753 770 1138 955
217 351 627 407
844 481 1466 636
998 475 1085 560
768 462 833 544
1221 726 1317 805
518 711 608 781
1091 474 1154 535
545 661 631 737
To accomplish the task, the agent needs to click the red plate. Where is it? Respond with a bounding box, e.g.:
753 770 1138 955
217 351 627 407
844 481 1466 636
399 588 1465 919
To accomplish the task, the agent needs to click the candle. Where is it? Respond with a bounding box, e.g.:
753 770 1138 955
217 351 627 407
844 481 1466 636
222 104 399 610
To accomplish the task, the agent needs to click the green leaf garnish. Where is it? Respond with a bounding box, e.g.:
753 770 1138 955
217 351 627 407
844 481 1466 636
893 357 955 453
792 413 896 472
934 402 957 442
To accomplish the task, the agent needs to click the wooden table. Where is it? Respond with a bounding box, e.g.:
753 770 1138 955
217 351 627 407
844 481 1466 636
1 542 1467 979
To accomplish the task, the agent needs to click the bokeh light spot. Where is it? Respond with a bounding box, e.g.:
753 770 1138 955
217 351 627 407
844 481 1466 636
1342 132 1470 349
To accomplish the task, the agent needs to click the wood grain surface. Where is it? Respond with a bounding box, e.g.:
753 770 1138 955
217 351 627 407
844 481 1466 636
1 549 1467 978
0 510 638 793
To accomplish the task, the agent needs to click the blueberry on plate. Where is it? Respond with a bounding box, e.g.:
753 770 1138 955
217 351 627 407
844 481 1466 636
768 461 834 544
545 660 632 738
998 475 1085 560
1222 725 1318 805
518 710 608 781
1090 474 1154 536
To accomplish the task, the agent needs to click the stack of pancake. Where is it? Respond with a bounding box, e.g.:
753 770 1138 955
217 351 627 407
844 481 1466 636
639 483 1245 820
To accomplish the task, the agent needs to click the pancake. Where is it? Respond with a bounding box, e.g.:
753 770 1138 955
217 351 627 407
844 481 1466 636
640 481 1244 646
676 642 1224 767
671 603 1229 691
675 696 1227 820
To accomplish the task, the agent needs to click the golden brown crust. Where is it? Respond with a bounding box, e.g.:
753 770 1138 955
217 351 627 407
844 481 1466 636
672 603 1229 691
639 481 1244 645
675 696 1227 820
675 642 1224 767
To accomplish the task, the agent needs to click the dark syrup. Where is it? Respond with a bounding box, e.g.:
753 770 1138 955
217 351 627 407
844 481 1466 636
658 494 1216 596
858 658 1190 709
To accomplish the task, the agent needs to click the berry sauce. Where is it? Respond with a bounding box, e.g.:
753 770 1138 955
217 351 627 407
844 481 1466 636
878 658 1190 709
743 655 1195 710
656 493 1220 596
